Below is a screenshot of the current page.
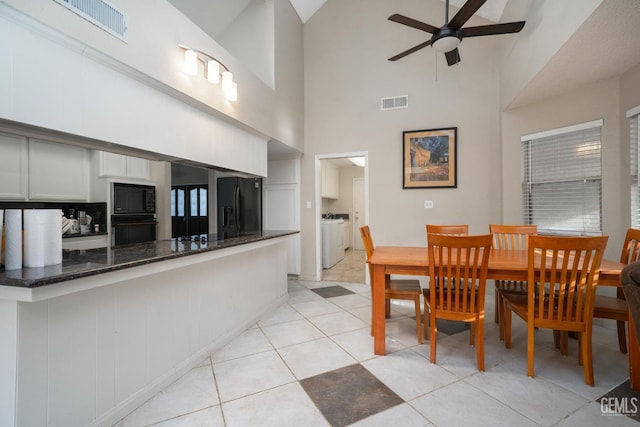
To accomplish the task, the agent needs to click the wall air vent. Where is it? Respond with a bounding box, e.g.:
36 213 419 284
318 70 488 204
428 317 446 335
54 0 128 42
380 95 409 111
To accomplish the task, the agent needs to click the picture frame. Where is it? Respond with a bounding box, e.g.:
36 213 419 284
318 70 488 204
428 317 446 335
402 127 457 189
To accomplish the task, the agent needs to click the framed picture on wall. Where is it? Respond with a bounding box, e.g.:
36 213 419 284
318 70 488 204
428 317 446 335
402 127 457 189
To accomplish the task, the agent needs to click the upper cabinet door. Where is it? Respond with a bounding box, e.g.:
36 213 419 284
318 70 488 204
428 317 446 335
99 152 127 177
0 132 28 200
99 152 149 180
126 156 150 180
29 139 88 201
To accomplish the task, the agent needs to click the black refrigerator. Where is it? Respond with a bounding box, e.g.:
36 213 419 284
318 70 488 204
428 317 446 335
217 177 262 239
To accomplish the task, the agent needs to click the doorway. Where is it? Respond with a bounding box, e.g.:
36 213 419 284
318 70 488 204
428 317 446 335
316 153 368 282
171 163 211 238
170 185 209 237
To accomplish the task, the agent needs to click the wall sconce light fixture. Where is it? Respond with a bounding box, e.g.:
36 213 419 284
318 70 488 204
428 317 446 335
179 44 237 102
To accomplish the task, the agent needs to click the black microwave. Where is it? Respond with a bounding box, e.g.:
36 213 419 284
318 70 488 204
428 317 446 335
113 183 156 214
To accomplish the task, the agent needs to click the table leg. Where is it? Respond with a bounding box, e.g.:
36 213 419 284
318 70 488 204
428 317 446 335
373 263 386 355
629 312 640 390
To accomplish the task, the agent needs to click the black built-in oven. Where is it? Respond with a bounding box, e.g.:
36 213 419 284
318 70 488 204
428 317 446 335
112 183 157 246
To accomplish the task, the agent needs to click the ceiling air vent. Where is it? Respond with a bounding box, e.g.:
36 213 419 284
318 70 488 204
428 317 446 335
54 0 128 42
380 95 409 111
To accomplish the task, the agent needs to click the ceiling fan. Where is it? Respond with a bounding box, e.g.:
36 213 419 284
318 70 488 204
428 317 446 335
388 0 525 66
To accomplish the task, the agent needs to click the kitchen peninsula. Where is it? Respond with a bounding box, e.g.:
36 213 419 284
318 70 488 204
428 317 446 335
0 230 297 427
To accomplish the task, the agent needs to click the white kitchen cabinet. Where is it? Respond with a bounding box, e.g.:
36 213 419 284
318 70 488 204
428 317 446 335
321 161 339 199
126 156 150 179
29 139 88 201
99 151 150 180
0 132 28 200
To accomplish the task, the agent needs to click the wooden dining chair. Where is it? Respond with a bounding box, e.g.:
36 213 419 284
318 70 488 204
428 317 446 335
425 224 471 340
592 228 640 353
502 235 608 385
489 224 538 340
426 224 469 236
360 225 423 344
424 233 493 370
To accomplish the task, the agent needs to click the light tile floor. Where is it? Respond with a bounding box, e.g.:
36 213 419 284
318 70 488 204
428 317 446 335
322 249 366 283
115 278 638 427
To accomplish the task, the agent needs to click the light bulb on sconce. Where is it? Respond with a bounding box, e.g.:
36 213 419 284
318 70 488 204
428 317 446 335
207 60 220 84
184 49 198 75
179 44 237 102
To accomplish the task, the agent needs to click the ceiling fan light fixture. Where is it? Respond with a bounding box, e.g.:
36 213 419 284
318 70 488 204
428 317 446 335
432 35 460 53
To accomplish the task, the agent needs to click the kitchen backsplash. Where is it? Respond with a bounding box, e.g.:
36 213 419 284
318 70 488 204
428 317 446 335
0 201 107 234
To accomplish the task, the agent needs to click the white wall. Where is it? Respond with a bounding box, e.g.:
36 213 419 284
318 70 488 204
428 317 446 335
217 0 276 88
500 68 640 260
499 0 603 108
0 0 303 162
300 0 502 279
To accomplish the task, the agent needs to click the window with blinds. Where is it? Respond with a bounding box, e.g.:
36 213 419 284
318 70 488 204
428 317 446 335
521 121 602 236
631 109 640 227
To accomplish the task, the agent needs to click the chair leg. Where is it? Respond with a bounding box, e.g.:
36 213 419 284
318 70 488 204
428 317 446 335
527 322 535 378
470 323 475 345
554 331 569 356
423 297 430 341
370 303 374 336
476 319 485 371
617 320 628 354
414 296 422 344
504 305 512 349
430 312 437 364
494 288 500 323
581 329 594 386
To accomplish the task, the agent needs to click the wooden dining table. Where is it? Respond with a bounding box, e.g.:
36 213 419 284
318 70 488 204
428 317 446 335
367 246 635 383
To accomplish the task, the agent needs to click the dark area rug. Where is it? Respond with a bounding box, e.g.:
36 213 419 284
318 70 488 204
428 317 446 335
597 379 640 422
300 364 403 427
311 285 355 298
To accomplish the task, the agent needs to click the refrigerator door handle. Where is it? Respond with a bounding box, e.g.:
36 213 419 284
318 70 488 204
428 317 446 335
234 185 240 232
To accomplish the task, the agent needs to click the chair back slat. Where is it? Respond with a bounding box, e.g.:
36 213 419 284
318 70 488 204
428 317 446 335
489 224 537 250
621 228 640 264
528 235 608 327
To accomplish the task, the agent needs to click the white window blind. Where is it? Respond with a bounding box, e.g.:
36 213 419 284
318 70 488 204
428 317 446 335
631 110 640 227
522 122 602 236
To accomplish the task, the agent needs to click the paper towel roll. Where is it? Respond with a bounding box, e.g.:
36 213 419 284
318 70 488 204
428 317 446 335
44 209 62 266
24 210 45 268
5 209 22 270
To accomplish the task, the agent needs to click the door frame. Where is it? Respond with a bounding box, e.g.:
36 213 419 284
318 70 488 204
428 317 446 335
315 151 369 281
352 177 365 251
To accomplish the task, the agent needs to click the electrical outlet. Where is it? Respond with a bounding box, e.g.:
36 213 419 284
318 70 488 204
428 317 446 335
424 200 434 209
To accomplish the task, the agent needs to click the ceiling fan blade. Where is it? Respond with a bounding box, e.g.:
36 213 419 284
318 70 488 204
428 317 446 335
448 0 487 29
445 48 461 66
388 14 439 33
462 21 525 37
388 40 433 61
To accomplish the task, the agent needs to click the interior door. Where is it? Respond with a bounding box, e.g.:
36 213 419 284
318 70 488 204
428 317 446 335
171 185 208 237
353 178 365 250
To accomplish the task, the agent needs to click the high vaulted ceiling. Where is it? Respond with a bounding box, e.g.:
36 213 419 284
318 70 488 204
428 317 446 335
169 0 640 111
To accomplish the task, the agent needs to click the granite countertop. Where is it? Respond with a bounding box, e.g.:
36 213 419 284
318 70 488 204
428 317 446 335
0 230 298 288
